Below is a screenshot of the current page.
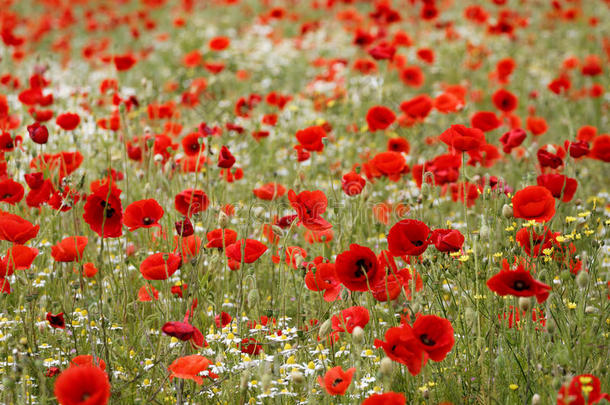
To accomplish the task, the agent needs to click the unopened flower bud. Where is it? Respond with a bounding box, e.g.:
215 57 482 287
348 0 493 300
352 326 365 345
247 289 259 308
502 204 513 218
531 393 541 405
318 319 332 339
290 370 305 385
218 211 229 228
585 306 598 314
479 225 490 240
546 318 556 334
518 297 532 312
380 357 393 377
575 271 589 289
261 373 273 391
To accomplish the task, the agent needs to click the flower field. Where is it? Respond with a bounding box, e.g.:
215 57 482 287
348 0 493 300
0 0 609 404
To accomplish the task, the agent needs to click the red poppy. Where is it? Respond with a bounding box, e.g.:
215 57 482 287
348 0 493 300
388 219 430 257
55 113 80 131
515 227 558 257
304 262 342 302
512 185 556 222
371 267 421 302
162 321 204 348
499 128 527 153
411 314 455 361
175 189 209 217
1 244 39 276
209 36 230 51
225 239 268 264
439 125 486 152
331 306 370 333
295 125 326 152
0 212 40 244
492 88 518 112
27 122 49 144
400 66 425 88
526 116 548 136
175 216 194 237
557 374 610 405
400 94 433 120
566 140 589 158
114 54 137 71
123 199 164 231
471 111 500 132
240 338 263 355
362 392 406 405
341 172 366 196
368 151 408 182
83 183 123 238
217 145 236 168
215 311 232 328
537 148 564 169
51 236 88 262
181 132 205 156
168 355 217 384
387 137 410 153
487 259 551 303
536 174 578 202
366 106 396 131
139 252 182 280
317 366 355 396
0 178 24 204
590 134 610 162
374 322 426 376
46 312 65 329
205 228 237 249
369 42 396 60
54 365 111 405
138 284 159 301
287 189 332 231
253 183 286 200
430 229 464 253
70 355 106 370
335 244 382 292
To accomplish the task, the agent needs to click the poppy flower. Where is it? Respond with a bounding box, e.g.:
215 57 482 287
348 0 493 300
369 43 396 60
168 355 217 384
492 88 518 112
526 116 548 136
399 66 425 88
0 212 39 244
139 252 182 280
123 199 164 231
512 185 556 222
331 306 370 333
341 172 366 196
374 323 426 375
55 113 80 131
27 122 49 144
439 125 486 152
225 239 267 264
181 132 205 156
387 138 410 153
536 174 578 202
515 227 558 257
317 366 355 396
335 244 382 292
83 183 123 238
114 54 137 71
216 145 236 169
138 284 159 301
162 321 204 348
215 311 232 328
209 36 230 51
499 128 527 153
51 236 88 262
371 268 421 302
173 235 203 259
175 189 209 217
537 148 564 169
590 134 610 162
411 314 455 361
400 94 433 120
557 374 610 405
471 111 500 132
54 365 111 405
487 259 551 303
430 229 464 253
0 244 39 276
388 219 430 257
46 312 65 329
368 151 408 182
304 262 342 302
362 392 406 405
175 216 194 237
240 338 263 355
205 228 237 249
253 183 286 200
366 106 396 131
82 262 98 278
566 140 589 158
70 355 106 370
295 125 326 152
0 178 24 204
287 189 332 231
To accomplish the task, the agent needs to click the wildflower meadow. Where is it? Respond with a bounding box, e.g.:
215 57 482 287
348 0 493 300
0 0 609 404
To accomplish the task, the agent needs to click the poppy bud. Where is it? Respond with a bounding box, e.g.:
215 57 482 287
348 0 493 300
240 370 250 392
261 373 272 391
294 254 304 269
585 306 598 314
464 307 477 328
479 224 490 240
421 387 429 399
247 289 259 308
318 319 332 339
272 225 284 237
546 318 556 334
531 394 541 405
218 211 229 228
153 154 164 163
379 356 393 378
291 370 305 385
518 297 532 312
502 204 513 218
575 271 589 289
352 326 365 345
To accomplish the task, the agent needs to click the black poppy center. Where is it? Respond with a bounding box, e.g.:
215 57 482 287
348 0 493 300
81 392 91 401
142 217 154 225
190 143 199 151
512 280 529 291
5 142 13 149
3 193 12 199
100 200 116 218
354 259 371 278
412 240 424 247
331 378 343 387
420 334 435 346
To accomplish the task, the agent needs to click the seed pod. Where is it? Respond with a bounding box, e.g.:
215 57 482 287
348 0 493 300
502 204 513 218
575 271 590 289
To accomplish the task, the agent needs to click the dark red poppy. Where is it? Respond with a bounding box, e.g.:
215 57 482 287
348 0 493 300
253 183 286 200
123 199 164 231
537 148 563 169
175 189 209 217
411 314 455 361
55 113 80 131
430 229 464 253
0 178 24 205
492 88 518 112
439 125 485 152
366 106 396 131
566 140 589 158
217 145 236 168
83 183 123 238
536 174 578 202
388 219 430 257
162 321 204 348
46 312 65 329
114 54 137 71
287 189 332 231
54 365 111 405
240 338 263 355
335 244 382 292
400 66 425 88
499 128 527 153
368 42 396 60
46 367 60 377
295 125 326 152
205 228 237 249
175 217 194 237
487 259 551 303
512 185 555 222
140 252 182 280
51 236 88 262
341 172 366 196
331 306 370 333
374 323 426 376
27 122 49 144
225 239 267 264
0 212 40 244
